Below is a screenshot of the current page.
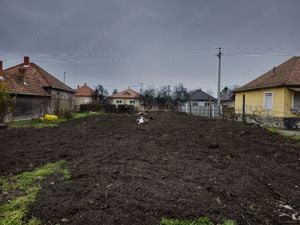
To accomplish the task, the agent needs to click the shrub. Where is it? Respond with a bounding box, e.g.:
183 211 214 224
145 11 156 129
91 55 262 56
61 109 73 119
80 103 103 112
0 84 16 123
104 104 117 113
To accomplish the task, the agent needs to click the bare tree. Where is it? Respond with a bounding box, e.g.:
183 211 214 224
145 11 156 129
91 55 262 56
142 87 156 106
156 85 172 106
95 84 108 104
173 83 188 105
206 88 215 97
112 89 118 95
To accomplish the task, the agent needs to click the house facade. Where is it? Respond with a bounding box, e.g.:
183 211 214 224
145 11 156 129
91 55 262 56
186 89 216 107
109 88 141 108
179 89 220 117
0 56 74 121
75 83 96 111
235 56 300 128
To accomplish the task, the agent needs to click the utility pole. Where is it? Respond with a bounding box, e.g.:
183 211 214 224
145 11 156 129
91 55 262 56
63 71 66 84
217 47 222 105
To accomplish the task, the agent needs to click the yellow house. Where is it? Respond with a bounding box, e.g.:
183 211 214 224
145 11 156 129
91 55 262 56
235 56 300 128
109 88 141 109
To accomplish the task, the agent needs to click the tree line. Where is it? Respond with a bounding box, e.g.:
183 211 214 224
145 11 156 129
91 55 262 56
95 83 189 107
95 83 235 107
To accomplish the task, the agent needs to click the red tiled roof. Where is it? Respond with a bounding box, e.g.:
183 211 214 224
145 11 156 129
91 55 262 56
109 88 140 99
75 83 95 97
235 56 300 92
0 62 74 96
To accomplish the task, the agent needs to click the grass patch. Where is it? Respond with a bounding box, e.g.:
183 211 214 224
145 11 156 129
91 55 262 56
160 217 235 225
263 126 300 141
9 118 66 129
0 160 70 225
9 111 105 129
72 111 104 119
160 217 236 225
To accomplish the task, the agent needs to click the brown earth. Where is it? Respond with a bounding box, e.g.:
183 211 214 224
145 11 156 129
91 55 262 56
0 112 299 225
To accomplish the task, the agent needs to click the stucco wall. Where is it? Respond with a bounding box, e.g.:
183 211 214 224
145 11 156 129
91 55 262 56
111 98 140 108
50 89 74 113
75 96 93 106
235 88 287 118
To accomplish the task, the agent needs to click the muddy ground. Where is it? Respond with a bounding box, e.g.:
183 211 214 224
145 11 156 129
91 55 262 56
0 113 299 225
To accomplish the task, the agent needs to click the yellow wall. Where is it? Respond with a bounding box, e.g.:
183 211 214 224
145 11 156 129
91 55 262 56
235 87 296 118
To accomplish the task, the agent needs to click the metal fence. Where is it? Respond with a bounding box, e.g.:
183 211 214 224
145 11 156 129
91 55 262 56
179 104 222 118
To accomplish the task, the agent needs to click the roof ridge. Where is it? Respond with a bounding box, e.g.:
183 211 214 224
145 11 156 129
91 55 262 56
31 63 74 92
3 62 28 72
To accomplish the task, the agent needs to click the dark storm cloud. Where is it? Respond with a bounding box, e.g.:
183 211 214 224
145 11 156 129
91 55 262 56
0 0 299 93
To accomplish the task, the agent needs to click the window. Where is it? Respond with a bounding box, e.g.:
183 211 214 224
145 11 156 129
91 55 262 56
205 102 210 106
130 100 135 104
116 100 122 104
293 92 300 111
192 102 198 106
264 92 273 110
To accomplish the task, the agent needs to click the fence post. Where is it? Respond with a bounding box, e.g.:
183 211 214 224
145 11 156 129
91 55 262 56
212 105 215 118
242 94 246 123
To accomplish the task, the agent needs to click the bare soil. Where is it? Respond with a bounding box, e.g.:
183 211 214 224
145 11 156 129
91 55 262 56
0 113 299 225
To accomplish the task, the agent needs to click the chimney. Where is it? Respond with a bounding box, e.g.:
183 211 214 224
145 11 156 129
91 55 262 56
24 56 30 67
84 83 87 86
77 85 80 89
273 66 276 75
0 61 3 77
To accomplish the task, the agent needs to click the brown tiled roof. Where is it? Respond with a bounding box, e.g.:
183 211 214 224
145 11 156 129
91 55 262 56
33 64 74 92
75 83 95 97
0 62 74 96
235 56 300 92
109 88 140 99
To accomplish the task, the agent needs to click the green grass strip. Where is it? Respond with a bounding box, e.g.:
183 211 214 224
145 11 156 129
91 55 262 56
160 217 235 225
0 160 70 225
9 112 105 129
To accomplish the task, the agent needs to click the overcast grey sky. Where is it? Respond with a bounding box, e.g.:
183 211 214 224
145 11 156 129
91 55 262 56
0 0 299 95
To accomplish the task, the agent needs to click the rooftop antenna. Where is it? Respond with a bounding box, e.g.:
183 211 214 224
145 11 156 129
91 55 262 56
63 71 66 83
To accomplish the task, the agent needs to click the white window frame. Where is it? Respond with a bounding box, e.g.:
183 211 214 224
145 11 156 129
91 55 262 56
263 91 273 110
292 92 300 111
